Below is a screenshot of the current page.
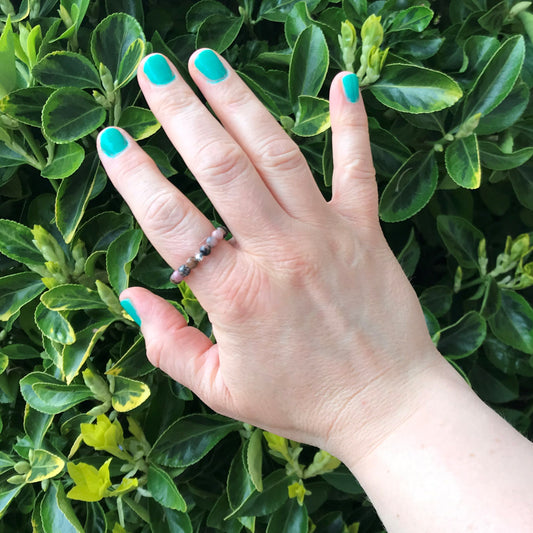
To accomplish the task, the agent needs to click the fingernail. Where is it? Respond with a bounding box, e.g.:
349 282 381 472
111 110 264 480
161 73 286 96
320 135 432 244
143 54 176 85
100 128 128 158
120 298 141 326
194 49 228 83
342 73 359 103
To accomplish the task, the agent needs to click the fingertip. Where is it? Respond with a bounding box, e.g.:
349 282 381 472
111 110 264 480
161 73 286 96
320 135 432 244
98 127 130 159
189 48 229 84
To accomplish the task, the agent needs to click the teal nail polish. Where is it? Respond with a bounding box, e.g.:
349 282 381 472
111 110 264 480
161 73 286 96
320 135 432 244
194 49 228 83
143 54 176 85
100 128 128 157
120 298 141 326
342 73 359 103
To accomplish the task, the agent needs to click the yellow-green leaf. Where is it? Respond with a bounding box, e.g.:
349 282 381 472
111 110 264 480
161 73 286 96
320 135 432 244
111 375 151 412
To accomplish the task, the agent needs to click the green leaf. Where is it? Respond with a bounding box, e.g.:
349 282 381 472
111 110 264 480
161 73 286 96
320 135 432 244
292 95 330 137
379 151 438 222
258 0 322 22
285 2 313 47
32 51 101 89
247 428 264 492
24 407 54 448
419 285 453 318
445 134 481 189
147 465 187 511
266 498 308 533
85 502 107 533
42 87 106 143
489 290 533 354
78 211 133 252
289 25 329 106
0 219 44 266
35 302 76 345
149 414 241 467
0 272 45 321
55 153 99 243
370 64 463 113
186 1 233 33
27 449 65 483
41 481 84 533
117 106 160 140
479 142 533 171
0 17 16 98
20 372 92 414
106 228 143 295
0 343 40 360
369 120 411 178
462 35 526 121
41 284 107 311
469 362 519 404
510 161 533 210
0 485 24 518
227 444 256 514
0 87 54 126
387 6 433 33
147 500 192 533
436 215 484 270
111 375 151 412
41 142 85 179
438 311 487 359
63 320 113 384
91 13 146 88
196 14 244 53
397 228 420 278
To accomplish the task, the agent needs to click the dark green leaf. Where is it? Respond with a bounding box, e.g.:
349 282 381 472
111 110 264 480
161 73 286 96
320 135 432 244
35 302 75 345
117 106 160 140
462 35 525 120
292 95 330 137
196 14 244 53
259 0 322 22
370 64 463 113
445 134 481 189
484 335 533 377
186 1 232 32
266 498 308 533
147 500 192 533
41 142 85 179
285 2 313 47
0 272 45 322
40 481 83 533
0 219 44 265
489 290 533 354
0 87 53 126
419 285 453 318
436 215 484 270
387 6 433 33
397 228 420 278
438 311 486 358
106 228 143 295
32 51 101 89
149 414 241 467
147 465 187 511
379 151 438 222
479 141 533 171
227 444 256 513
469 362 519 404
41 284 107 311
289 25 329 106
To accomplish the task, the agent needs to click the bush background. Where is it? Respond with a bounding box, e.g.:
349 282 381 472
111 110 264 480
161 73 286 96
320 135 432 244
0 0 532 531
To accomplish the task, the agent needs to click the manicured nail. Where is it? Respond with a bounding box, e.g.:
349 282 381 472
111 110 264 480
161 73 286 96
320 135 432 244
194 49 228 83
120 299 141 326
100 128 128 158
143 54 176 85
342 73 359 103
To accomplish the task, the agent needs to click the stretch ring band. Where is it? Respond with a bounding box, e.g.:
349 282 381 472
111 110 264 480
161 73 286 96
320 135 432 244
170 225 228 284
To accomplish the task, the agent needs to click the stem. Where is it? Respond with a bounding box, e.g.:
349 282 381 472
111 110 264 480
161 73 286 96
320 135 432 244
459 276 484 291
19 124 46 169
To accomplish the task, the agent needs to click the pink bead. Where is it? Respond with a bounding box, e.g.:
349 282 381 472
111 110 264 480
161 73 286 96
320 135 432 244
170 270 185 284
214 226 227 240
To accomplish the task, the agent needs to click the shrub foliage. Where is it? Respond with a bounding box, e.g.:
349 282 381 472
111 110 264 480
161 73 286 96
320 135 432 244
0 0 532 531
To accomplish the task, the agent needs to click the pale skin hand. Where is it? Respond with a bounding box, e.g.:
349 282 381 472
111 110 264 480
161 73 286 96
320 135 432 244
98 51 533 532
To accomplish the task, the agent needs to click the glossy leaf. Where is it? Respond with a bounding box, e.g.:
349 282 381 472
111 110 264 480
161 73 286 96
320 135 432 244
186 1 232 32
90 13 146 88
40 481 84 532
0 17 16 98
370 64 462 113
106 228 143 295
111 375 151 412
436 215 484 270
27 449 65 483
266 498 308 533
117 106 160 140
258 0 322 22
0 219 44 266
42 88 106 143
33 51 101 89
397 228 420 278
0 272 45 321
289 25 329 106
41 142 85 179
35 302 76 345
147 465 187 511
227 444 256 514
196 14 244 53
0 87 53 126
445 134 481 189
149 414 241 467
419 286 453 318
479 142 533 171
20 372 92 414
285 2 313 47
247 428 264 492
462 35 525 120
0 485 24 518
41 284 107 311
438 311 487 359
379 151 438 222
292 95 330 137
387 6 433 33
24 407 54 448
489 290 533 355
147 499 193 533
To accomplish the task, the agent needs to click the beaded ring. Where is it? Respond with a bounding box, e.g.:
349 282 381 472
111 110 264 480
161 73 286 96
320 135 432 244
170 225 228 284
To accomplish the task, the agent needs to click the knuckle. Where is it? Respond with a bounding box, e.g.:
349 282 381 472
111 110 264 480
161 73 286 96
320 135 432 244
195 140 248 185
142 188 186 238
256 135 304 173
341 158 376 181
151 88 197 119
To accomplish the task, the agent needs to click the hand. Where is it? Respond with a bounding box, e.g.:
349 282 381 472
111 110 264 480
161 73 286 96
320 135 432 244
97 50 443 462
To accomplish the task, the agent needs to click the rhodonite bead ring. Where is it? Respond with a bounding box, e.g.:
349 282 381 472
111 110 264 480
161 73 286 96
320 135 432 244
170 225 228 284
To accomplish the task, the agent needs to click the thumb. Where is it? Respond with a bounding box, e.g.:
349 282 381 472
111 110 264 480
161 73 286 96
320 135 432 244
119 287 223 405
329 72 379 229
